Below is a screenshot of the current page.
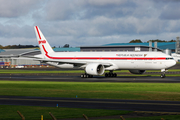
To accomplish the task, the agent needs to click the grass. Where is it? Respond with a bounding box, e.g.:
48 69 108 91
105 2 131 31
96 115 180 120
0 69 180 74
117 74 180 76
0 69 85 74
1 69 180 77
1 81 180 101
125 115 180 120
0 69 180 120
1 105 180 120
2 105 180 120
0 105 130 120
1 81 180 119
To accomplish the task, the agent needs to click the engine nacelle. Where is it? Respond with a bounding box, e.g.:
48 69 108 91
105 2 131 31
85 63 105 75
129 70 146 74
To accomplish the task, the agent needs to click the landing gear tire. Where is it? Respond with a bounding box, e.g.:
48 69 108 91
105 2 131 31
160 74 166 78
113 73 117 77
105 73 109 77
105 73 117 77
84 74 87 78
81 74 93 78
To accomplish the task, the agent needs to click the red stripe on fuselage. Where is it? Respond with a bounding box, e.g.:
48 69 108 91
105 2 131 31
35 26 41 40
42 45 166 60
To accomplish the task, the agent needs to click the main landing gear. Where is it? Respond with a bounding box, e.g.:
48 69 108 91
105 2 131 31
160 69 167 78
105 71 117 77
81 74 93 78
160 73 166 78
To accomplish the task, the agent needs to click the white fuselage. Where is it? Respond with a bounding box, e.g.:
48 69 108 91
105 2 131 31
45 51 176 70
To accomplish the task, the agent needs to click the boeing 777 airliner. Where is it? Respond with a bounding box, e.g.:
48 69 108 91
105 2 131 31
34 26 176 78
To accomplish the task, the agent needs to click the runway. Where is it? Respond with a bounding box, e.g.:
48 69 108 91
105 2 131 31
0 75 180 83
1 96 180 112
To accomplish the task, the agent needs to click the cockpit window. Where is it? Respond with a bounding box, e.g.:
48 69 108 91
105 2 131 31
166 58 174 60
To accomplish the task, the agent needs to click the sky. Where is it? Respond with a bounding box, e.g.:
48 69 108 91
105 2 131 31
0 0 180 47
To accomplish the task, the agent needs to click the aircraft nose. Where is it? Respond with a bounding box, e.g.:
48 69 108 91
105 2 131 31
172 60 176 67
166 60 176 69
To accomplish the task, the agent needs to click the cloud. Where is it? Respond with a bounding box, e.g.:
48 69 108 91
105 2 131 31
159 3 180 20
88 0 126 6
44 0 84 20
43 0 137 21
0 24 34 38
1 0 180 47
0 0 42 18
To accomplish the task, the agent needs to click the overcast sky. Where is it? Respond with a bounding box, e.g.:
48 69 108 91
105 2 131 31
0 0 180 47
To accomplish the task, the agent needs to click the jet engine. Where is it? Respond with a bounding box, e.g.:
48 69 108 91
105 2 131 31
85 63 105 75
129 70 146 74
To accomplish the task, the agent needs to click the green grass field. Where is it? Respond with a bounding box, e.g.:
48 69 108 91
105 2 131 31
98 115 180 120
0 69 85 74
0 105 130 120
1 81 180 119
0 69 180 119
1 81 180 101
126 115 180 120
0 69 180 74
2 105 180 120
0 69 180 77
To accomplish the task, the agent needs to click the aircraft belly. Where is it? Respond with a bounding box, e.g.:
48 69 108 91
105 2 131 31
115 60 167 70
78 60 167 70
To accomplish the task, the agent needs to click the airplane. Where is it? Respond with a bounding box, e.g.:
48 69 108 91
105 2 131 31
33 26 176 78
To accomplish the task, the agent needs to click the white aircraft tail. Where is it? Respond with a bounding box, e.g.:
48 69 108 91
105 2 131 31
34 26 54 58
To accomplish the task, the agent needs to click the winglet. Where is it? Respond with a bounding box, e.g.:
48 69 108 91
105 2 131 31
34 26 54 58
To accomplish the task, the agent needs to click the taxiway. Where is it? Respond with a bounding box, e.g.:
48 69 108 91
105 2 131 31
0 75 180 83
1 96 180 112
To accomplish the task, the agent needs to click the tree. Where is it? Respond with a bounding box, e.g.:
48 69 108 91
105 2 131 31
63 44 69 48
0 45 3 49
147 39 166 43
147 39 176 43
168 39 176 42
129 39 142 43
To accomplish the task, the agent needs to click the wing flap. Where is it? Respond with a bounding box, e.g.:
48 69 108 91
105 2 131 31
34 59 113 67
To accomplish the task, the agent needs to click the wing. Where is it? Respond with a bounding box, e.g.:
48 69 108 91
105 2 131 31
34 58 113 68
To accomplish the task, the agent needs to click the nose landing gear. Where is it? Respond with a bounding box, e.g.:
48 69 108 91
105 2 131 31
160 73 166 78
161 69 167 78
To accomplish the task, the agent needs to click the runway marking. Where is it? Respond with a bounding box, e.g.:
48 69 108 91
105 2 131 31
1 98 180 106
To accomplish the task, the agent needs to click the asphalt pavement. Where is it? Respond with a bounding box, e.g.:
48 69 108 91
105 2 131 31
1 96 180 112
0 75 180 83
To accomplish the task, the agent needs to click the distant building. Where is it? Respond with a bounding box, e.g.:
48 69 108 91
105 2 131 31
0 49 40 67
103 42 176 53
80 45 161 52
53 47 80 52
0 48 81 66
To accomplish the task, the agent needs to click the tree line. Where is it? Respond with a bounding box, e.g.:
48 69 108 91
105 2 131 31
0 40 177 49
0 44 38 49
129 39 176 43
0 44 70 49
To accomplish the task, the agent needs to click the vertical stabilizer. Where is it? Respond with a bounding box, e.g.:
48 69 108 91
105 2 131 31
34 26 54 58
